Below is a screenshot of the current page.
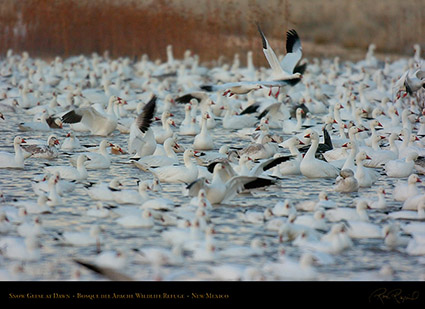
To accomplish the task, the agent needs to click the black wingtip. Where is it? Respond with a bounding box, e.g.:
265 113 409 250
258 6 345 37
61 110 82 124
294 62 307 75
243 177 276 190
137 95 157 133
256 23 267 50
240 103 260 116
200 85 214 92
286 29 300 53
175 94 197 103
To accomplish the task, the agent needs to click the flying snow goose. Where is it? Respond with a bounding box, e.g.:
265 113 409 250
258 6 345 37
256 24 303 95
199 26 303 98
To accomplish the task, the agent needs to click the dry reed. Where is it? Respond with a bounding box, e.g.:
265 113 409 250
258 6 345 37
0 0 423 64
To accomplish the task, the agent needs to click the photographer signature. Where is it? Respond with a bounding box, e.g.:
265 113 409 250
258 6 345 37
369 288 420 304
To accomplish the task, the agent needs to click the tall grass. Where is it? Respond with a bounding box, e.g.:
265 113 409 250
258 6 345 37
0 0 423 64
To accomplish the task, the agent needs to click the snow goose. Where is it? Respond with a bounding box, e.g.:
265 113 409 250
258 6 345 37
146 149 199 183
296 191 336 211
282 107 305 134
0 212 14 234
272 199 297 217
238 208 274 224
272 152 302 177
61 95 120 136
116 209 154 228
21 134 59 159
85 202 112 218
222 104 258 129
132 137 179 171
365 133 399 168
58 225 102 249
300 130 339 178
71 140 112 169
133 244 184 266
186 162 275 205
60 131 81 150
44 154 90 180
368 187 387 209
112 180 151 205
193 112 215 150
200 82 263 97
39 175 63 206
334 169 359 193
0 236 42 261
406 232 425 256
393 174 422 202
345 220 382 239
141 193 174 211
238 134 279 160
18 111 51 132
85 178 123 202
393 67 425 98
382 224 410 250
153 117 176 145
32 171 76 196
402 193 425 211
17 216 44 238
128 95 157 157
354 151 378 188
326 199 371 222
384 151 418 178
0 136 26 169
257 25 303 90
12 194 52 215
294 208 329 232
262 252 317 280
179 103 195 135
388 198 425 220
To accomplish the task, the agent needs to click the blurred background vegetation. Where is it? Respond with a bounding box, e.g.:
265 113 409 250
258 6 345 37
0 0 423 65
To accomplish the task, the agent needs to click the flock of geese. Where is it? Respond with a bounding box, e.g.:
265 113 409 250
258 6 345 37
0 24 425 281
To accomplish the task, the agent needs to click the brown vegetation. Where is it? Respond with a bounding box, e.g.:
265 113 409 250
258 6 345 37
0 0 423 64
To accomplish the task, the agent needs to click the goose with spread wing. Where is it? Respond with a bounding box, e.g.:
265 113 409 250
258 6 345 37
394 65 425 99
61 96 120 136
128 95 157 157
186 163 275 205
